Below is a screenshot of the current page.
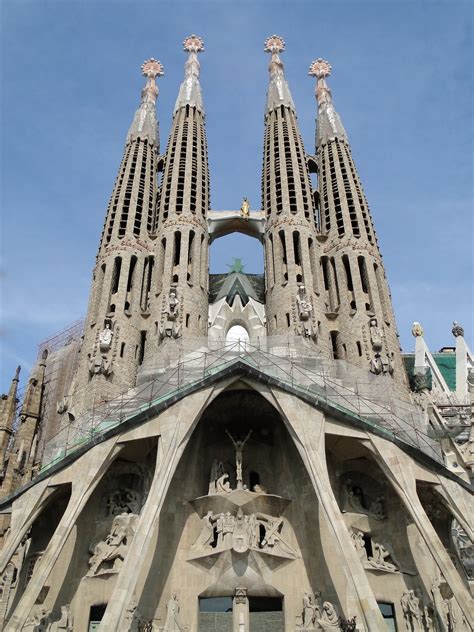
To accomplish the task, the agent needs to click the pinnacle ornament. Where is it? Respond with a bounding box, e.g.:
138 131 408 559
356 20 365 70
183 34 204 54
264 35 285 54
309 58 332 79
141 58 164 79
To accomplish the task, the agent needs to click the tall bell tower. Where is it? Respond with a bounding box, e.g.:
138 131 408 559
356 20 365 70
70 59 164 415
149 35 210 349
262 36 329 352
310 58 404 378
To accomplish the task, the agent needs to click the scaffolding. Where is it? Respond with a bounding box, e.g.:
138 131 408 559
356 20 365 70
39 336 444 473
37 319 84 359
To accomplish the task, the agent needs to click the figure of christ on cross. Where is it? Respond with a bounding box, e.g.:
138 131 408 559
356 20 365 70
225 429 253 490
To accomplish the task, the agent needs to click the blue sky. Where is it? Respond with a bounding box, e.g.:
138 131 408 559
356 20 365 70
1 0 472 390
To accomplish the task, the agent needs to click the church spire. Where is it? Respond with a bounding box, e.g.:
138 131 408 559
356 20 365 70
309 58 347 146
310 58 404 380
127 58 164 145
264 35 295 113
174 35 204 113
262 36 330 352
0 366 20 461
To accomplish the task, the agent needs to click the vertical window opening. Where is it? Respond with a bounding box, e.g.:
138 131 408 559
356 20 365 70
111 257 122 294
330 331 339 359
126 256 137 292
187 230 195 284
120 342 125 358
89 605 107 629
186 314 190 327
174 231 181 267
292 231 301 266
138 331 147 365
342 255 354 291
140 256 154 311
286 313 291 327
279 230 288 284
357 341 362 356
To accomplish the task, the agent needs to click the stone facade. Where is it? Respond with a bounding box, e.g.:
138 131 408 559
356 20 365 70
0 35 472 632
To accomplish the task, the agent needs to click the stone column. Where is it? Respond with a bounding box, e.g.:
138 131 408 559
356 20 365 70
368 436 473 629
269 389 387 630
99 387 214 630
233 588 249 632
4 440 121 631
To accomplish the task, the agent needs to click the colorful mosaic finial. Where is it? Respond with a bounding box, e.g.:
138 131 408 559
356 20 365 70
308 58 332 79
183 34 204 54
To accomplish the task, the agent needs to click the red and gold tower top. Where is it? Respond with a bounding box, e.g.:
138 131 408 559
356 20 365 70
264 34 295 113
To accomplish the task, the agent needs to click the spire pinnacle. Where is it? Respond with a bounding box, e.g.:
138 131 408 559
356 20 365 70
264 35 295 113
309 58 347 145
127 58 164 145
174 34 205 113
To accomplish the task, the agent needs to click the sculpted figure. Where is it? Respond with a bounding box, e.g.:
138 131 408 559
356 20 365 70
351 529 367 562
302 592 316 628
369 318 383 352
316 601 340 629
160 289 181 339
341 480 385 520
99 323 113 352
193 511 215 549
367 542 398 572
240 196 250 220
23 608 50 632
87 513 137 576
447 597 468 632
164 593 182 632
107 488 141 516
411 322 424 338
452 321 464 338
208 459 224 494
49 605 73 632
297 285 313 321
225 429 252 490
215 472 232 494
401 590 423 632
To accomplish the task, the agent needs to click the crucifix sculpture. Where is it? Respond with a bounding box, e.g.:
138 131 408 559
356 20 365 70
225 429 253 490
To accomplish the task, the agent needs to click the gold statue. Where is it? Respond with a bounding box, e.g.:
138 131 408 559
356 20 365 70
240 197 250 220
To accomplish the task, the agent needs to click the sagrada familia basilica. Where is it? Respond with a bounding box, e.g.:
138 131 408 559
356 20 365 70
0 35 472 631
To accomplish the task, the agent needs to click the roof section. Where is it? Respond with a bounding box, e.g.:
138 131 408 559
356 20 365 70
209 273 265 305
403 353 456 392
2 340 465 509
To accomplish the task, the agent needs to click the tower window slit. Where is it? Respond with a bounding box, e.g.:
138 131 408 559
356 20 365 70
356 341 362 356
187 230 195 284
110 257 122 294
126 256 137 293
292 231 301 266
173 231 181 267
138 331 146 366
330 331 339 359
342 254 354 291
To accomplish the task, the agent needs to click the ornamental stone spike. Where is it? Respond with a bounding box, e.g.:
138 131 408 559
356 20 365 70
309 57 347 145
127 57 164 145
264 34 295 114
174 34 205 114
